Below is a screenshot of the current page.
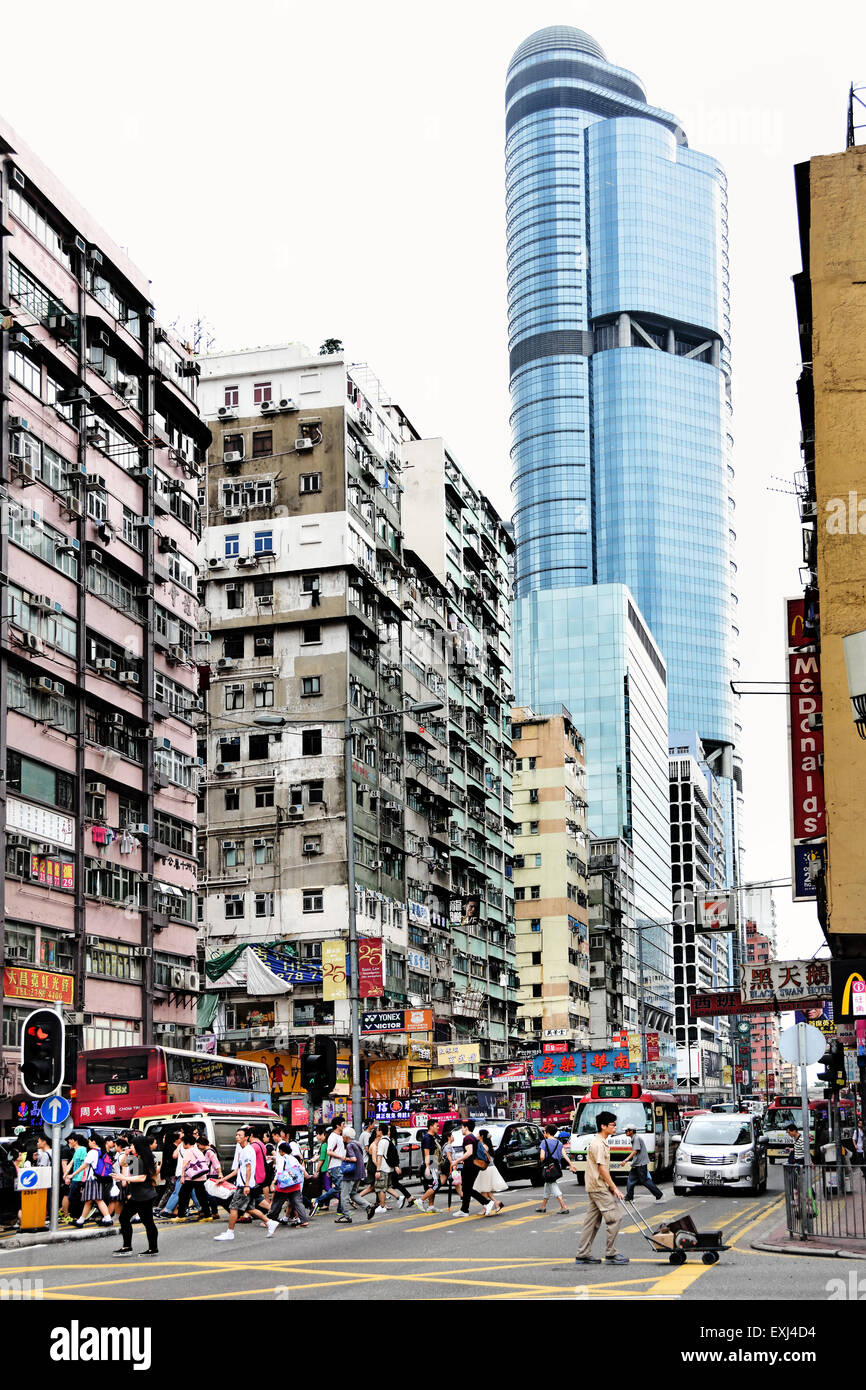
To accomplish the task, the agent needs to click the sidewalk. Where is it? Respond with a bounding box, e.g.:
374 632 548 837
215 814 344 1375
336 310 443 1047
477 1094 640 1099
0 1225 119 1251
752 1215 866 1260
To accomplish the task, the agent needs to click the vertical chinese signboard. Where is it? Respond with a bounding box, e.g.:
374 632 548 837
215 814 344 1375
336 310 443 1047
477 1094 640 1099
786 597 826 901
358 936 383 998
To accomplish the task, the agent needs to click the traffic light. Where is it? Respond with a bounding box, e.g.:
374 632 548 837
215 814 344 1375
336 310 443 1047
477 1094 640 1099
20 1008 65 1099
829 1038 846 1089
300 1035 337 1097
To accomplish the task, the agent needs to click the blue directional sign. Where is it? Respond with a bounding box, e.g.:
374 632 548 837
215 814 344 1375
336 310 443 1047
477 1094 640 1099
41 1094 71 1126
19 1168 39 1189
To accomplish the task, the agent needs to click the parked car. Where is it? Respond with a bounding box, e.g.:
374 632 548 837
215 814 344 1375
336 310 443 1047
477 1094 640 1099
674 1113 768 1196
475 1122 546 1186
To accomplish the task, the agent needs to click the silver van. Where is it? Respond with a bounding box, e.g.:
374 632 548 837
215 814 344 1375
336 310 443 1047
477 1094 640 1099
674 1113 768 1196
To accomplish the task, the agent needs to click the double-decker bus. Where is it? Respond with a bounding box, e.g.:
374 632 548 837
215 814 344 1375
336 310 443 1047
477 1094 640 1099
537 1091 586 1130
71 1045 270 1124
568 1081 683 1182
765 1095 856 1162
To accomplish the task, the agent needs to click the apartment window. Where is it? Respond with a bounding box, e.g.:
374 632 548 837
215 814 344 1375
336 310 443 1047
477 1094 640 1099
254 632 274 657
225 894 244 919
223 434 244 459
248 734 270 761
86 487 108 523
307 780 324 803
218 736 241 763
253 577 273 598
255 784 274 808
531 950 542 965
254 839 274 865
299 473 322 494
301 676 321 697
254 680 274 708
301 623 321 644
290 784 303 808
122 506 145 551
226 584 244 610
225 534 240 559
225 789 240 811
512 724 522 739
10 347 41 396
223 632 244 658
301 835 321 856
223 841 245 868
533 853 542 867
303 889 324 914
530 920 541 933
254 530 273 555
528 757 537 770
532 984 542 999
254 892 274 918
528 822 539 835
302 729 322 756
225 684 244 711
530 885 541 900
224 386 239 408
528 788 539 804
252 431 272 458
514 887 526 901
301 574 320 594
253 382 272 405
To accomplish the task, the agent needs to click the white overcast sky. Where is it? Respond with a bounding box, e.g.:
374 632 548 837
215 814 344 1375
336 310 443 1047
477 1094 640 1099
4 0 863 960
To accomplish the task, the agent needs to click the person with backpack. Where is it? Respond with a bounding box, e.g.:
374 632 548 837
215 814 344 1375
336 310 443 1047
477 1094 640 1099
74 1136 115 1227
247 1128 270 1209
456 1121 493 1216
335 1126 370 1223
473 1128 508 1215
256 1143 309 1234
417 1118 443 1212
114 1133 160 1257
536 1123 576 1214
176 1136 217 1220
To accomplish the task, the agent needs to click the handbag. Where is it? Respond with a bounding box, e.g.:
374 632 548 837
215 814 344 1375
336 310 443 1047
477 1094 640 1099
473 1141 490 1172
541 1140 562 1183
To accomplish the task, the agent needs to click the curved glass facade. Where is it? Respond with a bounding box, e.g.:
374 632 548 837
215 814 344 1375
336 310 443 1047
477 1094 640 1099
507 26 735 750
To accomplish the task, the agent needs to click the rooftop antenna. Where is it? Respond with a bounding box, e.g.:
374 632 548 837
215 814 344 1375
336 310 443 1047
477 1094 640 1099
846 82 866 148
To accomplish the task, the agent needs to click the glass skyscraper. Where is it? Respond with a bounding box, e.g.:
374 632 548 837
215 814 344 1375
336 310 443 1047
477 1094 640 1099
507 25 737 762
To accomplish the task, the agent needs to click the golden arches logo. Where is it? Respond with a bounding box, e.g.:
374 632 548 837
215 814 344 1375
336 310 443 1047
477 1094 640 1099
790 612 805 639
841 971 866 1015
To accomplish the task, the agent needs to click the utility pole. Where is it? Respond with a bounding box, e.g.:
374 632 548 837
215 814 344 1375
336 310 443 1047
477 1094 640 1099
344 716 363 1134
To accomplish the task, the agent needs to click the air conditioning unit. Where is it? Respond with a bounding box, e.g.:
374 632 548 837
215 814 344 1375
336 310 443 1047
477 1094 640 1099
131 823 150 836
261 401 277 414
256 595 273 607
108 713 125 726
94 658 117 672
186 971 200 991
279 398 298 411
223 451 242 464
223 507 245 520
48 314 74 340
222 840 236 850
207 557 222 568
216 658 235 670
119 671 140 685
288 806 303 817
66 1010 86 1026
60 495 84 518
295 438 314 452
254 636 270 650
12 458 38 485
237 555 258 568
252 837 268 847
134 946 153 958
30 676 54 694
86 781 107 795
170 967 186 990
303 840 322 855
85 935 100 948
158 535 179 554
8 416 29 431
371 861 383 870
167 645 185 663
55 537 80 556
214 763 229 775
218 406 237 419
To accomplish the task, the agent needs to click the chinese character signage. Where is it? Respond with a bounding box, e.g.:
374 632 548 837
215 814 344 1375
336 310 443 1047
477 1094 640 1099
368 1060 409 1095
30 854 75 891
531 1048 639 1086
740 957 831 1006
3 967 74 1007
7 795 75 849
408 901 431 928
436 1043 480 1067
646 1032 660 1061
407 948 430 973
795 1003 835 1036
321 939 347 1001
690 990 776 1018
449 896 481 926
786 598 826 902
358 936 383 999
409 1040 433 1065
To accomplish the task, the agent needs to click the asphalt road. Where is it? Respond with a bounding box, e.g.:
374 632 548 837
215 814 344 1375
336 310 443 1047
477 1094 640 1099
0 1167 851 1301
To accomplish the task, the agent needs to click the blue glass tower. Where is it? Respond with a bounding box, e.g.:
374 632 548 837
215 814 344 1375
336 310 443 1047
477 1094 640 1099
507 26 736 759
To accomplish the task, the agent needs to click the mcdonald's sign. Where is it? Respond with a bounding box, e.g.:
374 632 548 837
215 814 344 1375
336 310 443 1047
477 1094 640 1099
831 960 866 1020
786 597 826 901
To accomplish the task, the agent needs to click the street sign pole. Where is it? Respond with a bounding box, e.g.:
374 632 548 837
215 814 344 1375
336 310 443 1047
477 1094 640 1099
798 1022 813 1235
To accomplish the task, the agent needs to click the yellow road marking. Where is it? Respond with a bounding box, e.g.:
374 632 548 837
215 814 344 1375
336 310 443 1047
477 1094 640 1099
726 1195 785 1249
403 1198 538 1233
647 1259 714 1298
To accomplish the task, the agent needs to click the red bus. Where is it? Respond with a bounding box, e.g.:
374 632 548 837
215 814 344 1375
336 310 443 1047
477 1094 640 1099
765 1095 856 1162
536 1091 586 1130
568 1081 683 1181
71 1046 271 1124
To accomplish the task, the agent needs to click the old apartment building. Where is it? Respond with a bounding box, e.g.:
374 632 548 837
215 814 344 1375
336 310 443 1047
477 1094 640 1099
197 346 516 1068
0 121 209 1118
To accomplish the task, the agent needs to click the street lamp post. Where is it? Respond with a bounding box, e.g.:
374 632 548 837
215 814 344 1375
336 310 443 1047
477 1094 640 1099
256 698 443 1131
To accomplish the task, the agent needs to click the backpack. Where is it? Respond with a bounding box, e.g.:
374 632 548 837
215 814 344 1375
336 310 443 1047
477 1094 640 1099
386 1138 400 1169
96 1152 114 1179
541 1139 562 1182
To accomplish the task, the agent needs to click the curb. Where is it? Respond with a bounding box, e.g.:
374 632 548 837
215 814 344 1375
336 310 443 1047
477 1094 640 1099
751 1239 866 1261
0 1226 119 1250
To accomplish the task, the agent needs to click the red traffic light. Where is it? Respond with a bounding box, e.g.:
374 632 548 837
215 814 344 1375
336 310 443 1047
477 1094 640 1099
20 1008 65 1099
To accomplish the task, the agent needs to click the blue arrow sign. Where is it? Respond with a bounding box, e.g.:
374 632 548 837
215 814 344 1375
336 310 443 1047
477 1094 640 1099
19 1168 39 1189
42 1095 71 1126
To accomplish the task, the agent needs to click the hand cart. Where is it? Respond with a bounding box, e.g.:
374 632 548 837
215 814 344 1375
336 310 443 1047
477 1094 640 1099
625 1201 729 1265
